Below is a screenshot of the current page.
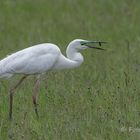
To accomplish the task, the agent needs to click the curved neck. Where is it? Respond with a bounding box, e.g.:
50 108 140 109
67 43 83 61
53 43 84 70
66 42 84 66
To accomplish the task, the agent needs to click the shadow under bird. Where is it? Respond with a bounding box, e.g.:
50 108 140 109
0 39 107 119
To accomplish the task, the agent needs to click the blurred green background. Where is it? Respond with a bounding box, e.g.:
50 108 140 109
0 0 140 139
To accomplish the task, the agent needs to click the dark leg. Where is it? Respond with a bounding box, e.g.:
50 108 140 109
9 75 27 120
9 90 14 120
32 76 41 117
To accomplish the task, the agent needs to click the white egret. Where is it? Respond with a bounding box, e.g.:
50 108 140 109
0 39 106 119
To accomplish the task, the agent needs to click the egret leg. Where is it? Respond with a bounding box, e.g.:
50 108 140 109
32 76 41 117
9 75 27 120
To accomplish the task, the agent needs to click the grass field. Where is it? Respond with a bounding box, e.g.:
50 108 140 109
0 0 140 139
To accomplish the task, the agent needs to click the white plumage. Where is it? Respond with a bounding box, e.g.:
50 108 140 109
0 43 61 77
0 40 85 78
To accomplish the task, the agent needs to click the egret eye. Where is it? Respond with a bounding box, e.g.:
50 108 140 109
80 41 87 45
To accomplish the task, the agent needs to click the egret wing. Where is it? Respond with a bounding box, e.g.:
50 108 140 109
0 44 60 75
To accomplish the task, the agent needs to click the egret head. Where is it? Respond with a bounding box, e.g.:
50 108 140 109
66 39 107 63
69 39 106 51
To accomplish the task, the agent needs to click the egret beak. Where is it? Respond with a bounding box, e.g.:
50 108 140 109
81 41 107 50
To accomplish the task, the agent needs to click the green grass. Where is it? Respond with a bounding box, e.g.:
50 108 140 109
0 0 140 139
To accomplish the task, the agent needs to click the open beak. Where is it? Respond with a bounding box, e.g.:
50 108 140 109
81 41 107 50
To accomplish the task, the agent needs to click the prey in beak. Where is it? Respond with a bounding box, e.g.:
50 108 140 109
81 40 107 50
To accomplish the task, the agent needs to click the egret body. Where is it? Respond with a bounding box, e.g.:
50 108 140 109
0 39 106 119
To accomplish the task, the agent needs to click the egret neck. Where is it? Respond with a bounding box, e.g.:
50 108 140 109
53 42 84 70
